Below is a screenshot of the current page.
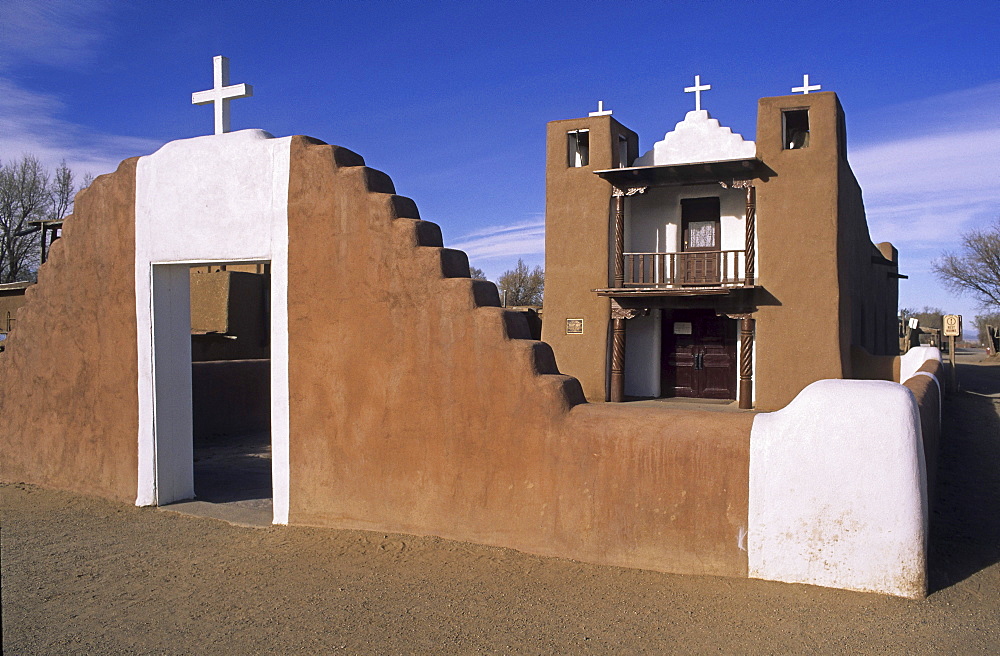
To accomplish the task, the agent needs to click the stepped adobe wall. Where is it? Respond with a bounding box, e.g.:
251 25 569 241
0 158 140 503
1 134 754 579
284 137 754 576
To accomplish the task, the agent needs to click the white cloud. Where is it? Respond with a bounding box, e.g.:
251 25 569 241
851 82 1000 249
450 218 545 261
0 77 163 178
849 81 1000 320
0 1 159 178
0 0 112 70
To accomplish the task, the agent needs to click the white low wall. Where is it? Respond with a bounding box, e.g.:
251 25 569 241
748 379 927 598
900 345 942 384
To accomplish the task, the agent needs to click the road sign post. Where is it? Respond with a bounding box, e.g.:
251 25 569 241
943 315 961 392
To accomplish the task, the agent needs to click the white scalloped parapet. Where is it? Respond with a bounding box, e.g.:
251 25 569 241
634 110 756 166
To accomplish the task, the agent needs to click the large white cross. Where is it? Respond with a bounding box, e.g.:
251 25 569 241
792 74 822 95
588 100 613 117
684 75 711 111
191 55 254 135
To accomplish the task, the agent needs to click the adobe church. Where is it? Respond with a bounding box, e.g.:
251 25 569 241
543 77 902 411
0 62 940 598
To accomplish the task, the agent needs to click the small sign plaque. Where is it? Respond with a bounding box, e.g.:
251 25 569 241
566 318 584 334
674 322 693 335
943 314 962 337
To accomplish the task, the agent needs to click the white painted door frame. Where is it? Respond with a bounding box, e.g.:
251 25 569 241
134 130 292 524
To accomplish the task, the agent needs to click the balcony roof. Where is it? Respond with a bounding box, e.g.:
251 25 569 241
594 158 774 188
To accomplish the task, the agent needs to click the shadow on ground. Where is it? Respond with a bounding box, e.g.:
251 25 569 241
193 430 272 503
928 353 1000 592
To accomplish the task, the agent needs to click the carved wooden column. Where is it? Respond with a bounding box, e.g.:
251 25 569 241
738 315 755 409
732 180 756 286
745 185 756 286
610 187 646 288
613 192 626 288
610 302 638 402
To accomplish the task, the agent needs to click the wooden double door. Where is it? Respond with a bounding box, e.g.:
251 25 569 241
661 309 737 400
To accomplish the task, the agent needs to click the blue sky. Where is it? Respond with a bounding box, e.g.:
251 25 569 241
2 0 998 328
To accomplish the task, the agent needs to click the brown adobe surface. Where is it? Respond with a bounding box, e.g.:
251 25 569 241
2 351 998 654
283 136 754 578
0 158 140 503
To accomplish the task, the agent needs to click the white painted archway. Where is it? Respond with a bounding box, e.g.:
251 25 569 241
134 130 291 524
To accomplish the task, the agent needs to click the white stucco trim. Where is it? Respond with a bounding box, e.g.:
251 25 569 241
634 110 756 166
900 345 942 384
748 379 928 598
134 129 291 524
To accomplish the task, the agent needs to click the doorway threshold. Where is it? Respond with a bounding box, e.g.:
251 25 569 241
160 498 273 528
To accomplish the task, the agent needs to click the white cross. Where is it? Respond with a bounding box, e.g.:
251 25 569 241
588 100 613 117
684 75 711 111
792 74 822 95
191 55 254 135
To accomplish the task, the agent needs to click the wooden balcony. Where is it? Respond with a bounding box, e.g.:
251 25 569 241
625 250 747 287
596 250 753 297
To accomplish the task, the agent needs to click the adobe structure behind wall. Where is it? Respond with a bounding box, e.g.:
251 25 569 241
1 123 935 598
543 92 901 412
753 93 901 410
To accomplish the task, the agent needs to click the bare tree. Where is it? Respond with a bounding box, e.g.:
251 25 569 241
49 160 75 223
973 312 1000 349
0 156 81 283
497 258 543 306
0 156 49 283
933 218 1000 309
899 306 944 331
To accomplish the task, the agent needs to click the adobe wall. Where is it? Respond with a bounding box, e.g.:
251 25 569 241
850 344 900 382
902 355 943 500
285 136 753 577
836 148 900 358
754 93 846 411
0 129 930 594
1 284 30 335
542 116 638 402
190 270 270 361
0 159 140 503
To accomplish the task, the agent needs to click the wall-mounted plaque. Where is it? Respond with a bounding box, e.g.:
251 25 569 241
566 318 584 334
673 322 693 335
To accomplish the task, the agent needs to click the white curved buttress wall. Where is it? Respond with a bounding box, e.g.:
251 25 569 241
748 379 928 597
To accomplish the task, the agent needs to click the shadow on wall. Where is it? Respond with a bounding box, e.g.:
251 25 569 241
929 359 1000 592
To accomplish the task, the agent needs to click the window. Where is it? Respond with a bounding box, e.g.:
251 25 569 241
782 109 810 149
567 129 590 167
618 135 629 168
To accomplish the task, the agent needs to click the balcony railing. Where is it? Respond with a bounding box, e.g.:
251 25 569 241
623 250 747 287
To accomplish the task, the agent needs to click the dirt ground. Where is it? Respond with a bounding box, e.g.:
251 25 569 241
2 352 998 654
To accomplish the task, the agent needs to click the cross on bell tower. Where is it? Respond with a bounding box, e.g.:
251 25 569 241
792 74 822 95
684 75 711 111
191 55 254 135
588 100 613 117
